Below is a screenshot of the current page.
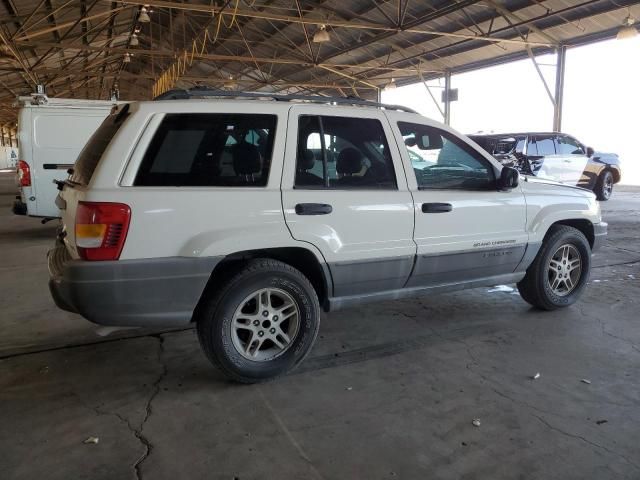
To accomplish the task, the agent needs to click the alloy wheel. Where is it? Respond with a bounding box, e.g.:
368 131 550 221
231 288 300 361
547 244 582 296
603 174 613 199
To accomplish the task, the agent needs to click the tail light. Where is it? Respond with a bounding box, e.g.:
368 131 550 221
17 160 31 187
75 201 131 261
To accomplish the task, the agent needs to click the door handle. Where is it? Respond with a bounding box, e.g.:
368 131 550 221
295 203 333 215
43 163 74 170
422 202 452 213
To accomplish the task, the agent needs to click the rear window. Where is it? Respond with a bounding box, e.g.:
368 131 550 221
135 113 277 187
70 105 129 185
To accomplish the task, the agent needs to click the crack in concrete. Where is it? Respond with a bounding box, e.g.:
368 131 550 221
0 327 191 361
131 334 167 480
418 304 640 473
82 334 167 480
436 321 640 473
592 259 640 269
578 304 640 355
607 245 640 256
533 414 640 472
407 308 569 419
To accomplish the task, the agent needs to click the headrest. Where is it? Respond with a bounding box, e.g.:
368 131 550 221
298 149 315 171
233 142 262 175
337 148 363 175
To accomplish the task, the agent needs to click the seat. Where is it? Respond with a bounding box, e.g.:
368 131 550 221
232 141 262 183
335 147 365 186
295 149 323 186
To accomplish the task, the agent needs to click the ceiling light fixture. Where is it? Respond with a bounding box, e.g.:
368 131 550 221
139 6 151 23
224 76 238 90
617 15 638 40
313 25 330 43
130 34 139 46
384 78 397 91
123 53 131 63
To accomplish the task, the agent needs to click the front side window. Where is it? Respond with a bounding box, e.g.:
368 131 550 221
135 113 277 186
398 122 494 190
556 135 584 155
294 115 396 189
532 136 556 156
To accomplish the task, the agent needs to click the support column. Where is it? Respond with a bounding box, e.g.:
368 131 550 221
443 71 452 126
553 46 566 132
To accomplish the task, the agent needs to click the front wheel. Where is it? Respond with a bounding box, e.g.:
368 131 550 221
517 225 591 310
196 259 320 383
595 170 614 201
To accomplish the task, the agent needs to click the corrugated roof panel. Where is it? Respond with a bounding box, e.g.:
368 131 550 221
0 0 638 121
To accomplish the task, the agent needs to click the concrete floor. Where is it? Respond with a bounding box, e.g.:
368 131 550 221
1 170 639 480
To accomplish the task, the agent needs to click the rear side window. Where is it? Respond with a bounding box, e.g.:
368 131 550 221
135 113 277 187
294 115 396 189
71 105 129 185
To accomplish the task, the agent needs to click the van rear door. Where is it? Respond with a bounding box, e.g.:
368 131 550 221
31 107 108 218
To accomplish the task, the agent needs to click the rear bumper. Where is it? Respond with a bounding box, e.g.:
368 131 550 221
592 222 607 252
48 245 222 327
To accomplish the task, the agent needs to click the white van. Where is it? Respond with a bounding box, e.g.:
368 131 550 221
13 95 117 218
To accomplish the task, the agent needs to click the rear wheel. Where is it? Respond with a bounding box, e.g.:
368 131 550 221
196 258 320 383
517 225 591 310
595 170 614 201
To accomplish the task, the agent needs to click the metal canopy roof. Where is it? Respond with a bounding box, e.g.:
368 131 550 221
0 0 639 126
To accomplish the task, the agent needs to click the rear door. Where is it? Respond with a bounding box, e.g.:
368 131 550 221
389 115 528 287
281 105 415 298
32 107 107 217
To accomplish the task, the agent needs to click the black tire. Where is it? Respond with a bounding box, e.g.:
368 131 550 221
196 258 320 383
595 170 614 201
517 225 591 310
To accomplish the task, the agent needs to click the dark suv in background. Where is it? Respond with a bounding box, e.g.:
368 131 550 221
469 132 622 200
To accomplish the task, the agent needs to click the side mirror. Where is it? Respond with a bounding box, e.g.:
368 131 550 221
586 146 594 157
499 166 519 190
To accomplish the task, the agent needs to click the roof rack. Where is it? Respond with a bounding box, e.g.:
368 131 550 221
153 87 417 114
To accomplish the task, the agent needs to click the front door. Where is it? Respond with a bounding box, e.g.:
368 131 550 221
281 106 415 298
528 134 565 182
555 135 590 186
388 115 529 288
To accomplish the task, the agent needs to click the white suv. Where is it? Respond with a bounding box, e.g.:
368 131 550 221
48 90 607 383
